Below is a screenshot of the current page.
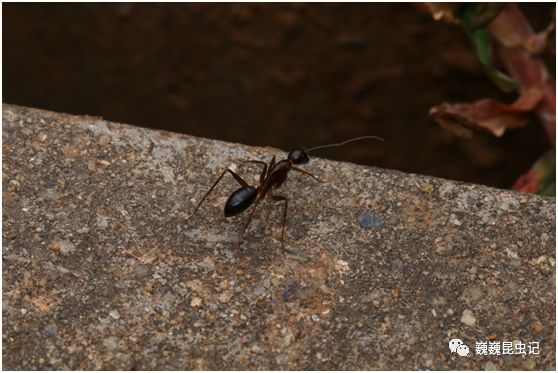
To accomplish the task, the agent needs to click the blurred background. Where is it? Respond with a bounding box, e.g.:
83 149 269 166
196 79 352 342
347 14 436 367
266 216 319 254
3 3 554 189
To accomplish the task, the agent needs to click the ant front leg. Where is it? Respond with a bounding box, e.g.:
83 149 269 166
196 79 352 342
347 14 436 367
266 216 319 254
184 168 250 222
236 159 268 185
270 194 288 252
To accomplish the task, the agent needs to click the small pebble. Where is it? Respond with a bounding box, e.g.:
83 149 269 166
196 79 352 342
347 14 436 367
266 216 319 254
218 292 231 303
57 266 70 274
392 259 404 272
368 289 382 300
521 359 536 370
358 211 383 229
251 345 262 353
461 309 476 327
462 285 483 303
44 188 61 200
58 309 70 320
282 283 298 302
319 284 331 294
98 135 111 145
96 215 109 228
51 239 76 256
109 310 120 320
281 327 294 346
484 361 497 371
96 159 111 166
191 297 202 307
450 214 462 226
87 159 96 171
186 279 203 293
134 264 148 276
335 260 350 272
103 336 120 349
42 324 58 337
219 279 229 290
431 296 447 306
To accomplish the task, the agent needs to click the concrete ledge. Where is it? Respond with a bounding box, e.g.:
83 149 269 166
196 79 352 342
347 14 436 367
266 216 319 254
2 104 555 370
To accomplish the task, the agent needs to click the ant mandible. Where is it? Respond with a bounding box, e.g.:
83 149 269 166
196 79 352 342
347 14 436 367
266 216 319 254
183 135 383 251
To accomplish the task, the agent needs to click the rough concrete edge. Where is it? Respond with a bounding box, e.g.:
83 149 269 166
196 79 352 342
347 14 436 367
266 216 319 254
3 102 555 206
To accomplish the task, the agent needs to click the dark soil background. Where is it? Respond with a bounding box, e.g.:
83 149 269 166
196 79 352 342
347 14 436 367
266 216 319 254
3 3 554 189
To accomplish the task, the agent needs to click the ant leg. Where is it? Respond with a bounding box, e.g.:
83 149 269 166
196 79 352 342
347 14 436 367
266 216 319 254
270 194 288 252
266 155 276 178
236 159 268 184
235 154 276 249
236 197 263 249
184 168 249 222
291 167 326 183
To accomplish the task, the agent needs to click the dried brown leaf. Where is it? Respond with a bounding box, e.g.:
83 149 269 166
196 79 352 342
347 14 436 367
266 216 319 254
490 4 555 55
522 22 555 55
430 84 545 137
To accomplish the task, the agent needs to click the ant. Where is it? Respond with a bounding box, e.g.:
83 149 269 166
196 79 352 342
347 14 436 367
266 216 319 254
183 135 383 251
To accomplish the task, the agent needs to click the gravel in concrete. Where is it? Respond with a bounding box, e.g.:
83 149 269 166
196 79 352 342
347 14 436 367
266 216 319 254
2 104 555 370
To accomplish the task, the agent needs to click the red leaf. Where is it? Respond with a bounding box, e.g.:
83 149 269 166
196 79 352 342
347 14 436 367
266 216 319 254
430 84 545 137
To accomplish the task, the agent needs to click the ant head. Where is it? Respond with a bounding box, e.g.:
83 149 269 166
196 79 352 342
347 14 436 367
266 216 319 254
288 148 310 164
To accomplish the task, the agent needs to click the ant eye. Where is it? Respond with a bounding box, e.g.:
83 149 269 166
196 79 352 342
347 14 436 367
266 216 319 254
288 149 309 164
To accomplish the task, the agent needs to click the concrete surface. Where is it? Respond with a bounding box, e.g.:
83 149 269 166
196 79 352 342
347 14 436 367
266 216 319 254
2 104 555 370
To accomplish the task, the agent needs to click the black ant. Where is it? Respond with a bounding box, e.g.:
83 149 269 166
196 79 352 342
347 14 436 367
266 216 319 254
183 135 383 251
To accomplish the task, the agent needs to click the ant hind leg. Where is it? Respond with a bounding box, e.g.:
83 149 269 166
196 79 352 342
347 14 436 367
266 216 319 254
270 194 288 252
236 197 263 249
183 168 250 222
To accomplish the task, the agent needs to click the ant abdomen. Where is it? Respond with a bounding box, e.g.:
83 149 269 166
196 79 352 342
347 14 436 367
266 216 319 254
224 186 258 217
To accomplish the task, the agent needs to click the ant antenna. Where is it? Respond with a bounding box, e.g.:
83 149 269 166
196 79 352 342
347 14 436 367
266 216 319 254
305 135 384 153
